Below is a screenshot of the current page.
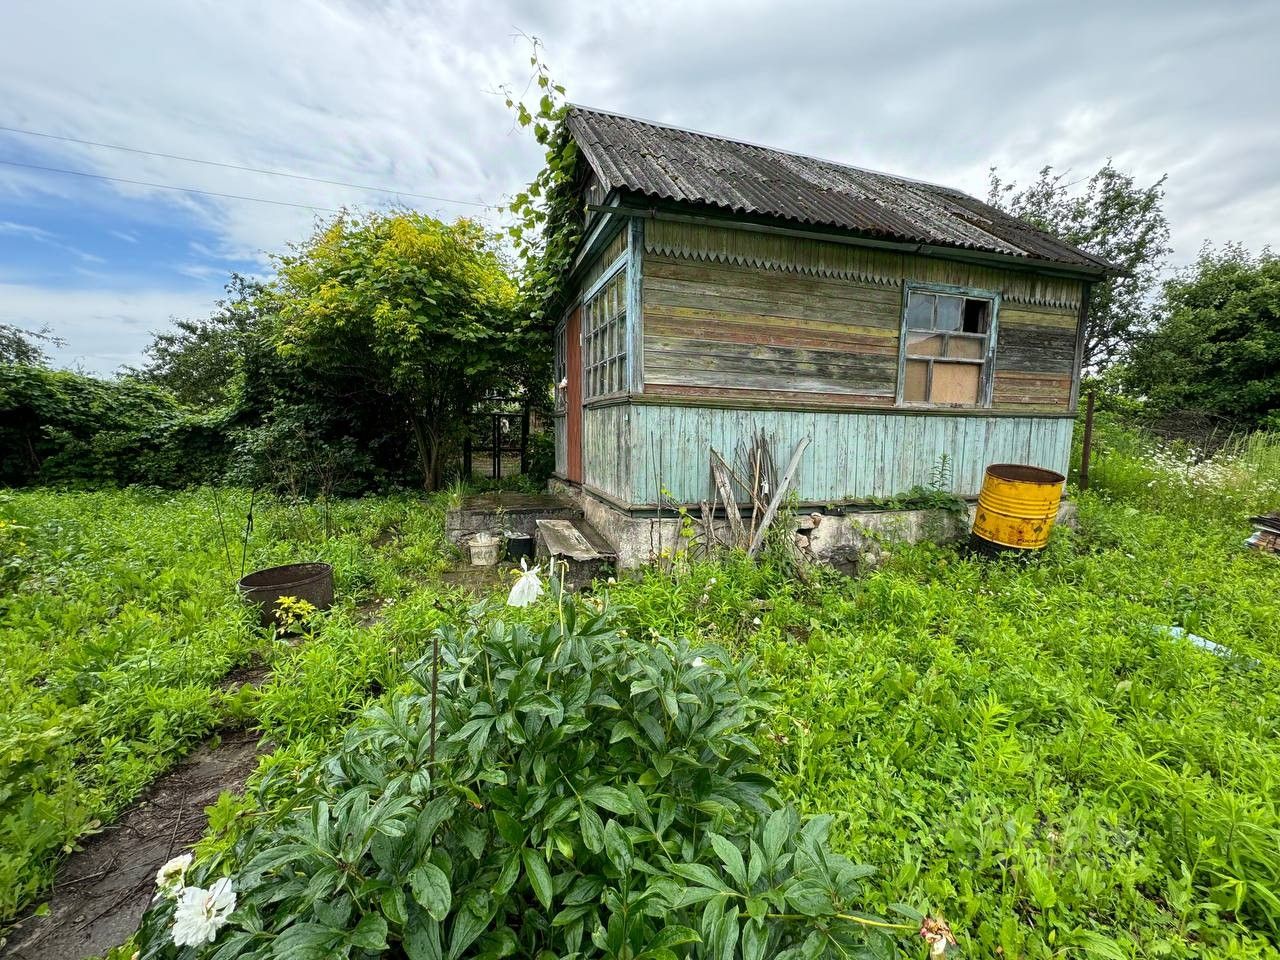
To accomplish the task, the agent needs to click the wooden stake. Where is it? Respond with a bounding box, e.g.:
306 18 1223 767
1080 390 1096 490
749 436 811 556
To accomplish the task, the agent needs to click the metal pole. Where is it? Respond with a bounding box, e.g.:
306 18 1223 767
520 403 531 475
1080 390 1095 490
492 414 501 480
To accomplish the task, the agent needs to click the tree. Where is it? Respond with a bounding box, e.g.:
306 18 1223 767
988 162 1170 369
270 210 523 490
131 274 264 407
1122 244 1280 428
0 323 61 366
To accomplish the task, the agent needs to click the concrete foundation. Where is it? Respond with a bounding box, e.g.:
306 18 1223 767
549 478 1077 574
444 492 581 547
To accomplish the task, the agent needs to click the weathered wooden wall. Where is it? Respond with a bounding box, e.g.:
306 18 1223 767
612 404 1074 507
555 224 630 478
581 403 633 502
641 221 1082 412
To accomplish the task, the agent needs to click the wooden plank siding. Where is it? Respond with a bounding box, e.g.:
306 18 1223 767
640 221 1083 413
621 405 1074 507
581 403 633 503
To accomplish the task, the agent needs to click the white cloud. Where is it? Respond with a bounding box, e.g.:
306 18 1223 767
0 282 220 375
1 0 1278 372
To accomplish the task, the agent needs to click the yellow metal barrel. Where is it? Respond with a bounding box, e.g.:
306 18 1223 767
971 463 1066 551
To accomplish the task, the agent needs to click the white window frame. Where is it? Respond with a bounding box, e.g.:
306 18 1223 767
895 282 1001 409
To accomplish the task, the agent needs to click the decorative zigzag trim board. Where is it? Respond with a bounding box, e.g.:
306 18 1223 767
643 220 1083 311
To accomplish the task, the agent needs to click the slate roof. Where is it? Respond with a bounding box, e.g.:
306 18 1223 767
566 106 1116 275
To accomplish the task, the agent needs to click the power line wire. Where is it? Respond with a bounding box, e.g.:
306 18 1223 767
0 123 493 208
0 157 344 212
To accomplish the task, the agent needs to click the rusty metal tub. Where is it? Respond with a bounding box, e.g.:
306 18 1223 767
237 562 334 627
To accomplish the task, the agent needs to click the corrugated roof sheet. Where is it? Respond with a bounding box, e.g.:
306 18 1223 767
567 107 1115 274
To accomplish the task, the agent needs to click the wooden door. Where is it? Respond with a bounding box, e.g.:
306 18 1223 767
565 305 583 483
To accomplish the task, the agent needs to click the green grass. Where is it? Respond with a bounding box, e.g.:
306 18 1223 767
606 424 1280 958
6 422 1280 958
0 487 456 925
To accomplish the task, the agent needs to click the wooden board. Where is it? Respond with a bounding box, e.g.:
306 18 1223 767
639 228 1082 412
614 402 1075 507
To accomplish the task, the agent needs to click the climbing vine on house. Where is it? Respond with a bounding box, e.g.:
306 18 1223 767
503 39 584 323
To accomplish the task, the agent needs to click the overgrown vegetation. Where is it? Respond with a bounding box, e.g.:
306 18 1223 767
133 607 915 959
0 488 455 924
1122 243 1280 429
5 417 1279 957
605 419 1280 958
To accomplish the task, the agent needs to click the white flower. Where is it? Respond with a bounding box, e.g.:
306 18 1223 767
691 656 706 668
506 557 544 608
172 877 236 948
155 853 192 899
752 617 762 626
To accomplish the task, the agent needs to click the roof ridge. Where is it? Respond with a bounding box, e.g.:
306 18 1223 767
566 104 973 200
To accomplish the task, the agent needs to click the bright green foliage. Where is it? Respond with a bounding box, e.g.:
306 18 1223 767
0 323 59 366
1123 244 1280 427
0 364 230 487
133 608 910 959
271 211 524 490
129 275 265 408
0 488 454 925
988 162 1170 369
607 427 1280 958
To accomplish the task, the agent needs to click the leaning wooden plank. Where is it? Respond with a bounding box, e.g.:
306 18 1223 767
709 449 746 545
749 436 811 556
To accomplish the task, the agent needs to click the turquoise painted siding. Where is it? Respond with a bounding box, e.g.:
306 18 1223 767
582 404 633 502
618 404 1073 506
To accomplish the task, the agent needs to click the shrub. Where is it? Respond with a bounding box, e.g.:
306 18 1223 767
134 604 919 958
0 365 232 488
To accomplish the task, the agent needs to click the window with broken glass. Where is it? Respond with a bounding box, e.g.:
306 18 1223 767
582 266 627 400
898 286 998 407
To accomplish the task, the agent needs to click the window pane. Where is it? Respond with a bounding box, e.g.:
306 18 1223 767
930 362 980 404
904 360 929 401
935 295 962 332
907 332 944 356
963 298 989 333
945 336 985 359
906 293 934 330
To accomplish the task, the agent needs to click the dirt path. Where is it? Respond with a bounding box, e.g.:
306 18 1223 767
2 729 264 960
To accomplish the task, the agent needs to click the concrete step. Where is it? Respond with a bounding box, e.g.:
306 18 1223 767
445 492 582 546
535 517 616 591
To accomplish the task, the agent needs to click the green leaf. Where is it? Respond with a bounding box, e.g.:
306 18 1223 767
741 917 767 960
603 818 633 873
708 832 746 887
669 862 730 891
410 862 452 921
649 925 701 949
493 810 525 846
348 912 388 950
403 907 443 960
522 847 554 909
762 807 791 862
579 804 605 853
582 784 633 814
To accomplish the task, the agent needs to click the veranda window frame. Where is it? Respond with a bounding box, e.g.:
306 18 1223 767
895 281 1001 409
580 255 629 402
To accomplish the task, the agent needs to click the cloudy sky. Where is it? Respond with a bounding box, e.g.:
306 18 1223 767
2 0 1277 374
